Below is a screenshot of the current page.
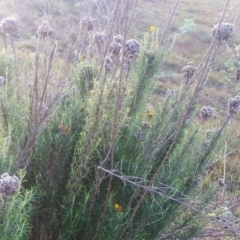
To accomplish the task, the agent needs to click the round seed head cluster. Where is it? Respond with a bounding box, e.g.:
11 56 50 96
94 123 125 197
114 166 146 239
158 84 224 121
0 173 19 200
37 21 55 38
1 17 18 34
113 34 123 44
200 106 215 120
122 39 140 60
228 95 240 115
211 23 234 41
182 62 197 79
81 16 94 31
104 56 113 72
166 89 175 98
93 32 107 47
109 41 122 56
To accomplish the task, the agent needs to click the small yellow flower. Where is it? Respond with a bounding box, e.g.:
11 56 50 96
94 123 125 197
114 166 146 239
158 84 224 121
150 26 156 32
114 203 122 211
146 110 153 119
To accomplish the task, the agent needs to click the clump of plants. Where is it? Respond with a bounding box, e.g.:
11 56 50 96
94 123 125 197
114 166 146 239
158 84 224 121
0 0 239 240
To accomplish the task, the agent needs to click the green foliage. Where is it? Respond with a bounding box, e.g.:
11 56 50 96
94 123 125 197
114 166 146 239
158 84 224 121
73 62 98 102
179 18 196 34
0 50 12 80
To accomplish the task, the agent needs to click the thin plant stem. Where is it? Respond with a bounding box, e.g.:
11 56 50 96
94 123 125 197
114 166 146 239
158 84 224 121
159 0 180 45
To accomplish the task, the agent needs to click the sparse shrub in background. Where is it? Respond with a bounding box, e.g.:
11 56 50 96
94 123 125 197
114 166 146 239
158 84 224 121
0 0 239 240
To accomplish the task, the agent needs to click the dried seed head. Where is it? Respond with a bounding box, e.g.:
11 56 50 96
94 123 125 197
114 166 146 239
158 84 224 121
166 89 175 98
1 17 18 34
109 41 122 57
0 173 19 200
104 56 113 72
200 106 215 120
93 32 107 47
113 34 123 44
119 39 140 70
228 95 240 115
37 21 55 38
81 16 94 31
211 22 234 41
122 39 140 59
182 62 197 79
